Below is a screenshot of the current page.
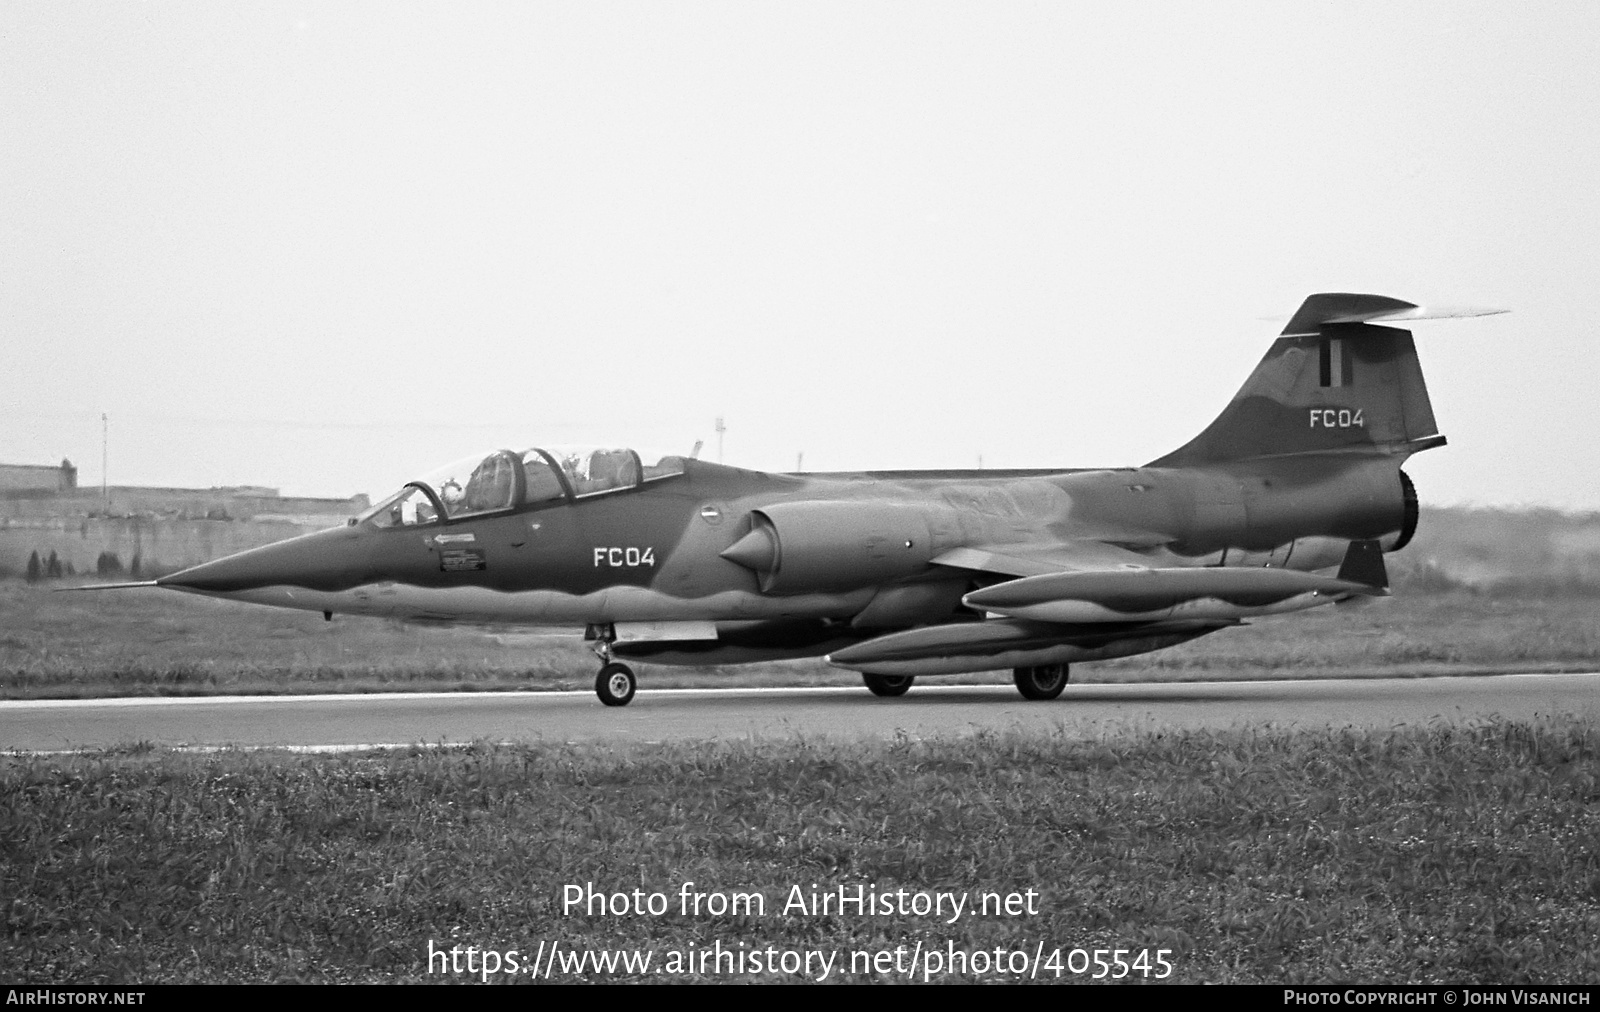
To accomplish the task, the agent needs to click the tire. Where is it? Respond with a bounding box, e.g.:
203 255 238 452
1013 664 1068 701
863 673 915 697
595 662 637 707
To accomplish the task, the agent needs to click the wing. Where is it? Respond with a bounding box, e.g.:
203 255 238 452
831 541 1385 675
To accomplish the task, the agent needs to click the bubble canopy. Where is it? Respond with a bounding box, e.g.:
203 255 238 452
360 446 688 528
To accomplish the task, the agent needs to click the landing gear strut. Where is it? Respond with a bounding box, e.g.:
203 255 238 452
1013 664 1068 701
587 623 636 707
862 673 915 697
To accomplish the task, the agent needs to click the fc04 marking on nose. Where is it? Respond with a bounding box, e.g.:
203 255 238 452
594 547 657 567
1308 407 1364 428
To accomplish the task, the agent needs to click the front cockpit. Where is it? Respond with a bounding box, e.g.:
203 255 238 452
360 445 688 528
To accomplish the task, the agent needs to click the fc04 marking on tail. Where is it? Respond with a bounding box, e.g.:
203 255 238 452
1308 408 1365 429
593 546 657 568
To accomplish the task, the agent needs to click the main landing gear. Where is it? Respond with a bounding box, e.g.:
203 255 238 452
587 624 636 706
862 673 915 697
860 667 1069 700
1013 664 1069 701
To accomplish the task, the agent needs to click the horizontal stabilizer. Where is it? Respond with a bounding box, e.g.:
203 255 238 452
1281 293 1507 337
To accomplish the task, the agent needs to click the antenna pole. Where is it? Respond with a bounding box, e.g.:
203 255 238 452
101 413 108 505
714 416 725 464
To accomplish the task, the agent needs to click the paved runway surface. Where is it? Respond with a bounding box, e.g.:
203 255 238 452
2 672 1597 753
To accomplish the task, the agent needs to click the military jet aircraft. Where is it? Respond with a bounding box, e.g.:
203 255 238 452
121 293 1501 706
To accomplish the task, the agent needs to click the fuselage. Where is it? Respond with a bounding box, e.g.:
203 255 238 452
157 452 1412 636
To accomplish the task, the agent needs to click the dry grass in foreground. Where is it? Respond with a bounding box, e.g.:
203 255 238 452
1 580 1597 700
3 718 1597 983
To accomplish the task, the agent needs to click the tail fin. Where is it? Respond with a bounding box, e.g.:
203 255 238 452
1149 293 1504 468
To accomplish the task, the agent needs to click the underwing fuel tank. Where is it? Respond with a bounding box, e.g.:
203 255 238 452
962 566 1382 624
826 618 1226 676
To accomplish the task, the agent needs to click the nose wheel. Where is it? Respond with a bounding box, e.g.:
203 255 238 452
596 662 637 707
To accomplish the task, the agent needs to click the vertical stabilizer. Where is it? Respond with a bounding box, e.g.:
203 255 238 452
1148 293 1499 468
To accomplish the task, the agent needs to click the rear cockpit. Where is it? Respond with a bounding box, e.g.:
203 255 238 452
360 446 687 528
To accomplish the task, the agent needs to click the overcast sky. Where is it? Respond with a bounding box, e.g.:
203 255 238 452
3 3 1596 509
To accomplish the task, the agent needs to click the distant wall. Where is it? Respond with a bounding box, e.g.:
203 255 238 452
0 515 328 578
27 487 369 521
0 482 370 578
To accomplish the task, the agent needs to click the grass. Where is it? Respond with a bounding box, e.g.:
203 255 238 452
1 580 1596 700
1386 507 1600 597
3 719 1597 983
1094 593 1600 679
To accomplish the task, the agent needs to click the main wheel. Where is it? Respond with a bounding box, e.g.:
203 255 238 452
863 673 915 697
595 662 637 707
1013 664 1068 701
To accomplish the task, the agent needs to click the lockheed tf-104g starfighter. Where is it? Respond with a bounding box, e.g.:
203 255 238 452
114 293 1501 705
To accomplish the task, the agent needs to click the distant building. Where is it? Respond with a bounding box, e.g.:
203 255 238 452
0 458 366 518
0 458 371 579
0 459 77 494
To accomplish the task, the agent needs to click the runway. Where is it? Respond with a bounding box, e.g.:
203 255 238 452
2 672 1597 753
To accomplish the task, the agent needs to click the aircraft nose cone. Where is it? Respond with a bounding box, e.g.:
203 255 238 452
158 526 369 594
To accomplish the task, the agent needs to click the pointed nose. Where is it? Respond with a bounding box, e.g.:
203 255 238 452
158 526 371 594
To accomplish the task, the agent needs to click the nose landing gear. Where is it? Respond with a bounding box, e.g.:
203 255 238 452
587 623 637 706
596 661 637 707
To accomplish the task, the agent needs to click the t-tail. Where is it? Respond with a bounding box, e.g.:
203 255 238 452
1149 293 1505 468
